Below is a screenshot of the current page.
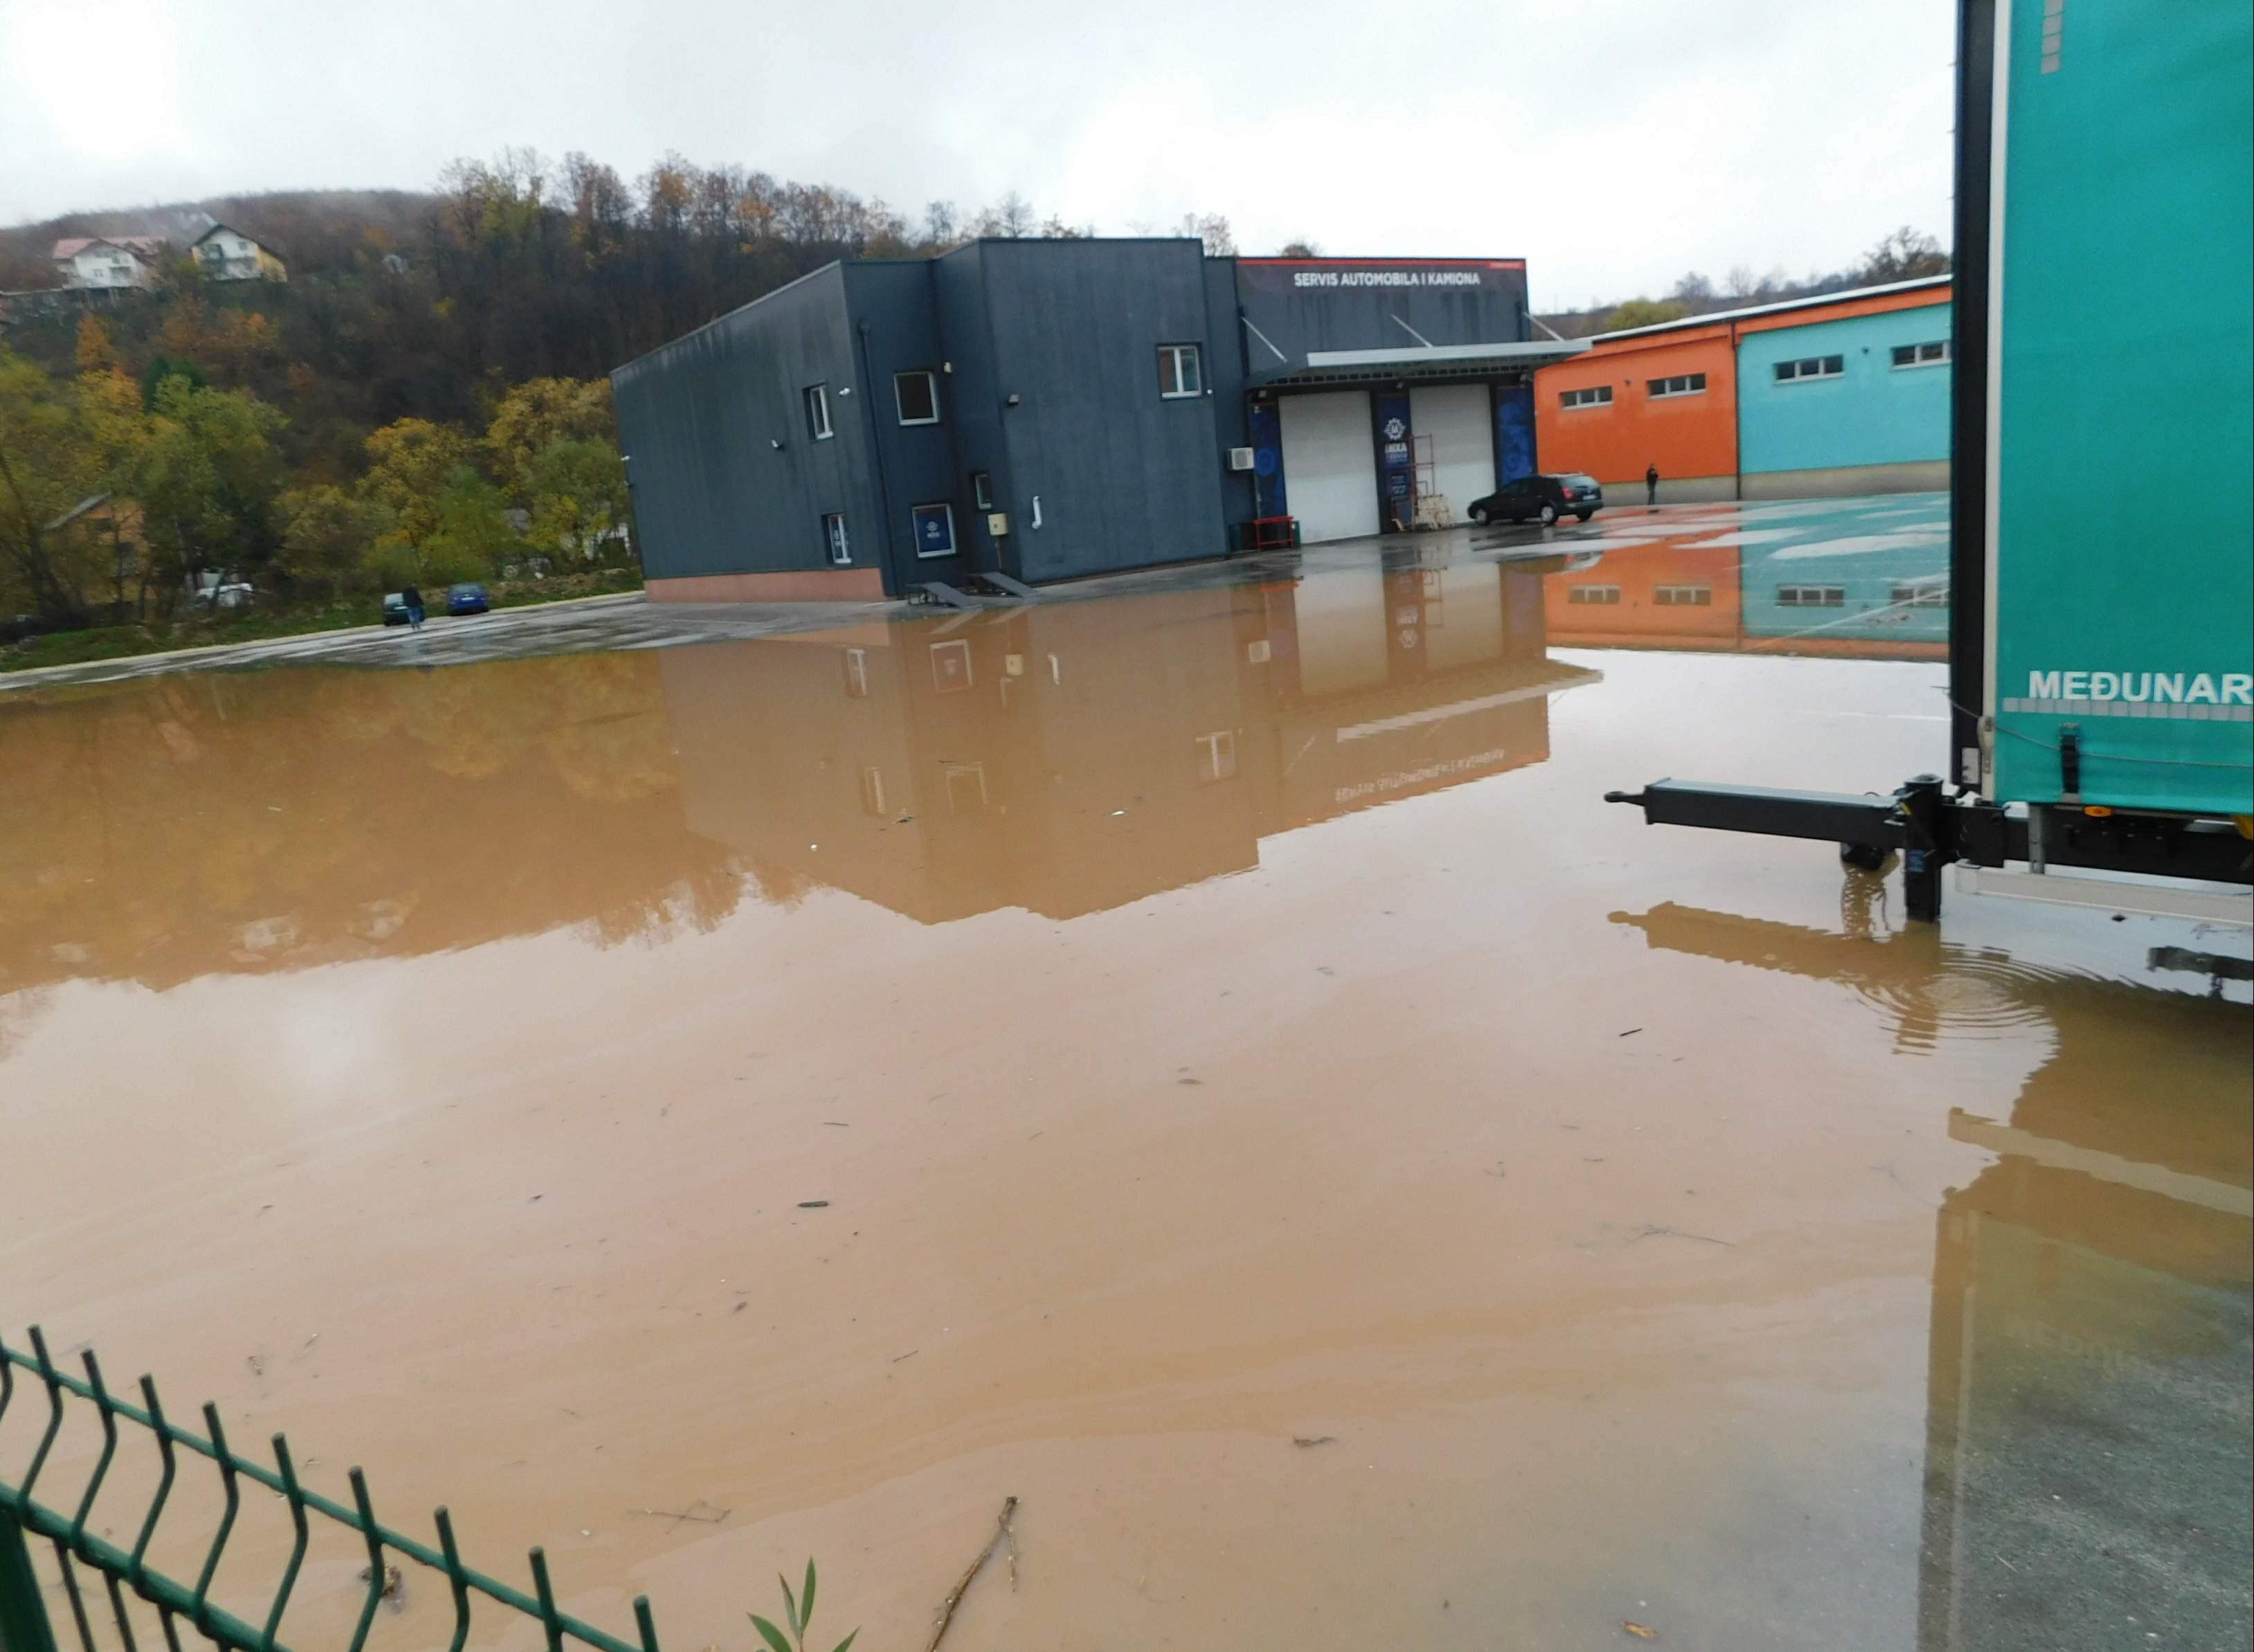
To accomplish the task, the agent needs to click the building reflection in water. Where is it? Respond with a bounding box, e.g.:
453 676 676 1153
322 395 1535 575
1544 494 1950 659
2 505 1952 998
662 553 1600 923
1611 900 2253 1651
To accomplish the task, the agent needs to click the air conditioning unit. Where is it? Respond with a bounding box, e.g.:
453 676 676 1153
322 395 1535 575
1226 446 1256 471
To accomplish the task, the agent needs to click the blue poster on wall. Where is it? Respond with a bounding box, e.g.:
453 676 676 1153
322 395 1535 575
1375 392 1413 530
1248 401 1285 520
911 502 956 557
1496 383 1536 483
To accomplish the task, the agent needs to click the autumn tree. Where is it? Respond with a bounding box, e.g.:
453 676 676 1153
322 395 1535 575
1856 226 1951 283
0 350 107 621
75 316 122 375
524 437 630 564
1178 212 1235 255
358 417 473 544
276 485 395 598
418 467 516 581
485 377 615 504
1604 298 1691 331
131 375 287 610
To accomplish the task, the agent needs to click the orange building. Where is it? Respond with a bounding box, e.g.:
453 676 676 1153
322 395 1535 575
1538 323 1741 500
1536 276 1953 502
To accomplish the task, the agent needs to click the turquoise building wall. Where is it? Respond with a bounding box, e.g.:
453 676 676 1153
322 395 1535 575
1736 302 1953 477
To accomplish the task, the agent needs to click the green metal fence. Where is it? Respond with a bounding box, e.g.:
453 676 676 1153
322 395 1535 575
1 1327 661 1652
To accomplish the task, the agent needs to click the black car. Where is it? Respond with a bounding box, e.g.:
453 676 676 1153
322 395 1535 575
1467 473 1603 527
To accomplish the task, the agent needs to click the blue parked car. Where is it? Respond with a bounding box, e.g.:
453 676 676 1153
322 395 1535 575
446 582 491 615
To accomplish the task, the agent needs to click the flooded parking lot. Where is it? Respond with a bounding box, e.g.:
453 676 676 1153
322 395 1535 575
3 498 2248 1650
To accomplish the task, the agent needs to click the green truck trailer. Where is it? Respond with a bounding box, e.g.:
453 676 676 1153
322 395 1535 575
1608 0 2253 925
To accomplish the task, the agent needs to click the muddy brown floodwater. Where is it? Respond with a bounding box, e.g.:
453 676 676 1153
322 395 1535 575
3 511 2249 1652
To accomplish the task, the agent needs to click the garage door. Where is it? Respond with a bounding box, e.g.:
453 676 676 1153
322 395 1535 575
1280 391 1379 543
1408 383 1496 521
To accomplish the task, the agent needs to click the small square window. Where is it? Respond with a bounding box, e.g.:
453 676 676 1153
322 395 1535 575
971 471 994 510
894 370 939 425
1158 344 1203 399
911 501 956 558
804 384 833 440
821 512 851 565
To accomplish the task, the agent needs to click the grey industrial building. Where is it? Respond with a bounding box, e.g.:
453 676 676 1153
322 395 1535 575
612 242 1585 601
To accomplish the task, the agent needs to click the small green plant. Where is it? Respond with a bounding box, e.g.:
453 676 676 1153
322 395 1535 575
750 1559 857 1652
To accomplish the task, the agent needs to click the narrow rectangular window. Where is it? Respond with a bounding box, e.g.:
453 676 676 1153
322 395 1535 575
1892 341 1952 368
804 383 833 439
911 501 957 558
1648 374 1707 399
1774 356 1844 385
1778 584 1846 608
821 512 851 565
971 471 994 510
894 370 939 425
1567 585 1621 606
1560 385 1613 410
1195 730 1238 783
1158 344 1203 398
1655 585 1712 605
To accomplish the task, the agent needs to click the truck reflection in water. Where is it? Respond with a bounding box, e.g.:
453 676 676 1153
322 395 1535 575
662 553 1599 923
1610 898 2252 1652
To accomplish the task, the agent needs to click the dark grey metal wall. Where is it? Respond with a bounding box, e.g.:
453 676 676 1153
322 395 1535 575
839 261 971 590
1233 258 1532 382
979 239 1228 582
933 245 1018 578
612 266 878 582
1203 255 1256 527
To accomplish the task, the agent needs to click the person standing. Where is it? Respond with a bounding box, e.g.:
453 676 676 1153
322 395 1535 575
401 582 425 630
1645 464 1660 509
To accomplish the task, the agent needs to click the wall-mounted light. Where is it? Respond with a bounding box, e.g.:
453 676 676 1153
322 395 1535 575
838 385 853 397
1006 393 1021 407
771 437 785 451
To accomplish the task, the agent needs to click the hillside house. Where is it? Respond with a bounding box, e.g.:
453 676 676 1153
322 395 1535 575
51 236 167 289
190 223 287 282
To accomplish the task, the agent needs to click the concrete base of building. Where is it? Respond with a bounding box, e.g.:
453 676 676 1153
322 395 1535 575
1741 460 1949 500
647 568 889 603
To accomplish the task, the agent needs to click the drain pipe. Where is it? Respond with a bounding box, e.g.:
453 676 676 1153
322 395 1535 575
856 322 903 590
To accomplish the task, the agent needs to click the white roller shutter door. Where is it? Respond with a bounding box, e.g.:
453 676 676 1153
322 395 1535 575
1408 383 1496 520
1279 391 1379 543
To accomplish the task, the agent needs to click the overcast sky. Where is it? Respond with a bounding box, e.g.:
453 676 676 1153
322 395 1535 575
2 0 1954 305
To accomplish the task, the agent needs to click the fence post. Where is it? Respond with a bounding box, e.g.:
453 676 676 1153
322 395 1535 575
0 1503 60 1652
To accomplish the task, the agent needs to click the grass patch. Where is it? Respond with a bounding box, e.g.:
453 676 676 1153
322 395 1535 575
1 571 644 674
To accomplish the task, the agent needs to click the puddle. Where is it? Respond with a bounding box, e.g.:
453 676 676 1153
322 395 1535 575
2 498 2246 1650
